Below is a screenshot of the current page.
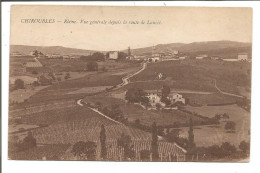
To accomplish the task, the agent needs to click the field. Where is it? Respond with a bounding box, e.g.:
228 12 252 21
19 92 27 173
84 94 205 126
8 57 251 160
181 93 240 106
130 60 251 95
174 104 250 147
8 144 70 160
9 86 48 103
178 122 250 147
9 105 151 145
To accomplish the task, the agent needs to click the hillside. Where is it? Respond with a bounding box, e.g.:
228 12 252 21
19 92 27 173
11 40 252 58
126 41 252 57
10 45 96 55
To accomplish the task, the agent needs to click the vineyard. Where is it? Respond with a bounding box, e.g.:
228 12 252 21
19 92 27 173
9 100 76 118
9 144 70 160
62 139 186 161
32 119 151 144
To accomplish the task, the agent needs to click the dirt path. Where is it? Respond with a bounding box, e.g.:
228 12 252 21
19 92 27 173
116 62 147 88
214 79 243 98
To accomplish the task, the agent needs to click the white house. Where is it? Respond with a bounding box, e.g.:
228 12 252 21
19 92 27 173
179 56 187 60
148 57 161 62
146 93 165 107
108 51 119 60
172 50 179 55
196 54 208 60
126 55 135 60
168 93 185 104
238 53 248 61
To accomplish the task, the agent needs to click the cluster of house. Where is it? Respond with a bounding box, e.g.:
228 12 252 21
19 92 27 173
146 90 185 108
195 53 249 61
11 47 250 63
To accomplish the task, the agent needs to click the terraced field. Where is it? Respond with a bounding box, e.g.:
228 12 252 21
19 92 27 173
12 106 151 144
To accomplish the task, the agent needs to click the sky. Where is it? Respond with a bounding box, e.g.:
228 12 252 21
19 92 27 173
10 6 252 51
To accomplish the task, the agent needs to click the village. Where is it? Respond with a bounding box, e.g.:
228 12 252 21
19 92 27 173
8 41 251 162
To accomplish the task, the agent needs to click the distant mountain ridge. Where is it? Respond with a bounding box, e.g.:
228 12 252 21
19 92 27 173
10 45 96 56
125 41 251 57
11 40 252 58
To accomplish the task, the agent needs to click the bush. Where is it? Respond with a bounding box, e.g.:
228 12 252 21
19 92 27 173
86 61 98 71
140 150 151 161
71 141 97 160
225 121 236 132
32 70 38 75
14 79 24 89
239 141 250 155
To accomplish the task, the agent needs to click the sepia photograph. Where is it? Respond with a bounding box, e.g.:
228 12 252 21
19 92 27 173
8 5 252 162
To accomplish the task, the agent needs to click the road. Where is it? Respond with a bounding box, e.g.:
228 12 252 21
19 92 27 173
116 62 147 88
214 79 243 98
77 62 147 121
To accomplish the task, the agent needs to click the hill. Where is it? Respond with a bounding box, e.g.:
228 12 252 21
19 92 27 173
125 41 252 58
10 45 97 55
10 40 252 58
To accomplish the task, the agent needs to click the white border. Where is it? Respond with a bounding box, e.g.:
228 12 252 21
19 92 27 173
2 1 260 173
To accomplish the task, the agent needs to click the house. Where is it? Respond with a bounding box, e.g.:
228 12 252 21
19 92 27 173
37 74 52 86
126 55 135 60
172 50 179 55
238 53 248 61
63 55 70 60
168 93 185 104
108 51 119 60
134 55 147 61
148 57 161 62
196 54 208 60
146 93 165 107
179 56 187 60
211 56 222 60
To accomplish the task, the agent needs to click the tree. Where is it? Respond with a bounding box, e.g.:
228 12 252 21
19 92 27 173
117 133 134 160
161 85 170 99
125 88 149 105
118 52 128 60
86 61 98 71
91 52 105 61
155 103 161 110
32 50 39 57
57 77 61 82
22 131 36 149
14 79 24 89
110 104 124 121
151 122 159 160
225 121 236 132
71 141 97 160
239 141 250 155
96 102 102 110
140 150 151 161
188 118 195 150
220 142 237 158
32 70 38 75
100 124 107 159
65 72 71 79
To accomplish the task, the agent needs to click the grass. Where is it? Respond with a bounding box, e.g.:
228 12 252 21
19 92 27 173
182 93 240 106
9 86 48 103
8 144 70 160
178 104 250 147
131 60 251 94
84 95 205 126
